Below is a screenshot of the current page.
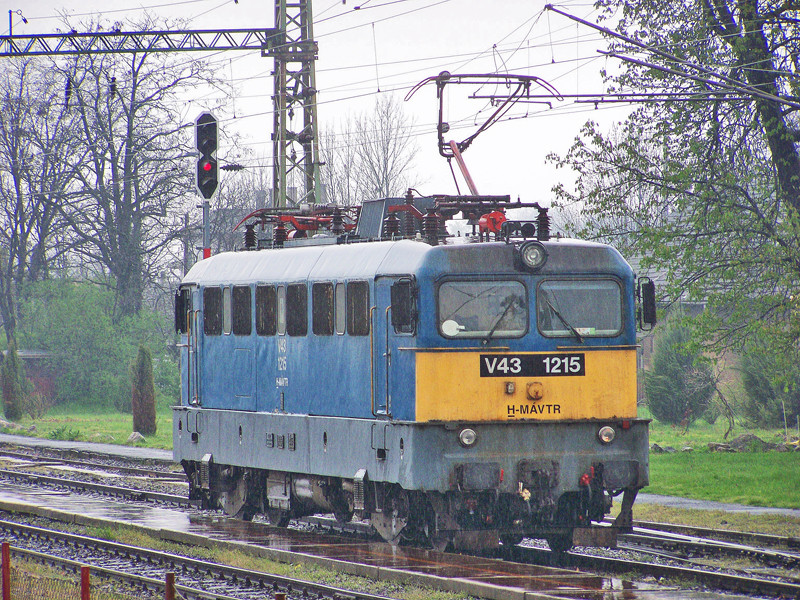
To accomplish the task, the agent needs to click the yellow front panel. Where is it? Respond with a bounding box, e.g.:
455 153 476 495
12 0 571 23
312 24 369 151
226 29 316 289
415 349 637 422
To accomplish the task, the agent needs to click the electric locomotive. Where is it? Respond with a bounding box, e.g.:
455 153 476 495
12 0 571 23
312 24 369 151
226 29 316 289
173 194 655 552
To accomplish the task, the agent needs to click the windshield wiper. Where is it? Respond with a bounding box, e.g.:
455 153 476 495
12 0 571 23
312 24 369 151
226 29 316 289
545 299 584 343
484 296 521 344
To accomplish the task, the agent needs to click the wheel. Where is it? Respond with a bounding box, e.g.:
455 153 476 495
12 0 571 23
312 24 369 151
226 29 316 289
234 506 256 521
333 508 353 524
266 507 291 527
545 531 574 553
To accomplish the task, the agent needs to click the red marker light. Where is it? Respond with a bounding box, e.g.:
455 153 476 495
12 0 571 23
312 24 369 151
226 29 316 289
202 161 213 172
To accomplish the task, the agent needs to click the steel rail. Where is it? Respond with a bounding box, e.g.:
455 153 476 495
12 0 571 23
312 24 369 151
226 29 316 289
515 545 800 598
0 519 397 600
0 469 194 507
620 529 800 570
0 439 174 467
0 449 186 481
4 544 241 600
632 520 800 550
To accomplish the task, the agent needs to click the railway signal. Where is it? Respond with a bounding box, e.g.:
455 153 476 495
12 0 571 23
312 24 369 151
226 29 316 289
195 112 218 200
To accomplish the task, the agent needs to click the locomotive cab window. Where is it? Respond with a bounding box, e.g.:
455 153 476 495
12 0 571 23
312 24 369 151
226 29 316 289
537 279 623 338
175 288 191 334
438 280 527 339
277 286 286 335
391 279 416 334
203 287 222 336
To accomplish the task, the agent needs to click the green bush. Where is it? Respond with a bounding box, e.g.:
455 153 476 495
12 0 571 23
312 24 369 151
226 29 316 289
47 425 83 441
131 346 157 436
738 344 800 428
16 280 178 411
644 323 715 426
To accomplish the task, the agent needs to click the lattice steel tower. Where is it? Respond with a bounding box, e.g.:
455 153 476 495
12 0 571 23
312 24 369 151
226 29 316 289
0 2 322 208
268 0 321 207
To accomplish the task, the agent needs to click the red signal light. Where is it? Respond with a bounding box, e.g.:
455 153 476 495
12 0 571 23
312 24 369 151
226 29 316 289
201 161 213 172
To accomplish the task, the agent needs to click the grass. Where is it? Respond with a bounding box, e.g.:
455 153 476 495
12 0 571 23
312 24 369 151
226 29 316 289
648 452 800 508
80 522 469 600
643 406 800 509
2 398 174 449
8 556 142 600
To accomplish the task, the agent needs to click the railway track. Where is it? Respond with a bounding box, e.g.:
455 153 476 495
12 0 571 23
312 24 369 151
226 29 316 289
0 449 186 481
0 518 396 600
0 468 194 508
3 439 800 598
514 543 800 598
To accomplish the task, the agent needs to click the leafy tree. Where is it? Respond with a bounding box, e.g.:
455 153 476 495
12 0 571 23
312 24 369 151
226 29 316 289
738 341 800 429
1 338 27 421
131 346 156 436
16 279 176 408
550 0 800 360
644 323 715 426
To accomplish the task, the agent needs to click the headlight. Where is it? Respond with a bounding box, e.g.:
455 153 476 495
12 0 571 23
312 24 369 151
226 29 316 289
598 426 616 444
519 240 548 271
458 428 478 447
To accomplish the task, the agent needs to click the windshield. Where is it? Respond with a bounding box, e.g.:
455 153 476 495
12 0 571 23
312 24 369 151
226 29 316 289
537 279 623 338
438 280 527 339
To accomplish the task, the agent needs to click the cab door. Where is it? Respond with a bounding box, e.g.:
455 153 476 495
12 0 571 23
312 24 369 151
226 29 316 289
372 276 417 419
176 285 200 406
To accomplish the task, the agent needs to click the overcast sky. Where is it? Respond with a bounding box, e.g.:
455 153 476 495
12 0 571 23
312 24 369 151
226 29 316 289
8 0 632 205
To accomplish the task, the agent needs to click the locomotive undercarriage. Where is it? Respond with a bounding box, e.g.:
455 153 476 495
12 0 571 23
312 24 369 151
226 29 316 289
181 458 633 552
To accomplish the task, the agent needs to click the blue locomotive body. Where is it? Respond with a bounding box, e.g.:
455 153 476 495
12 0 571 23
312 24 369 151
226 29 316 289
174 200 652 551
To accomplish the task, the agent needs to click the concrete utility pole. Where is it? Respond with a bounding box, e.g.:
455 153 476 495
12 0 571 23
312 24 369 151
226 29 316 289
0 8 321 209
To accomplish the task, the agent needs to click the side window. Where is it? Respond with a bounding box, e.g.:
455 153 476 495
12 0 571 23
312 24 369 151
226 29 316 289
287 283 308 336
390 279 416 334
277 286 286 335
175 288 191 334
347 281 370 336
256 285 277 336
335 282 346 335
222 287 232 334
232 285 252 336
203 287 222 336
312 282 334 336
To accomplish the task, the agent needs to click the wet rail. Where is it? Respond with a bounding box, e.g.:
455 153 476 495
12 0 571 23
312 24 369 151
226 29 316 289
0 518 397 600
1 435 795 598
0 447 185 480
0 479 689 600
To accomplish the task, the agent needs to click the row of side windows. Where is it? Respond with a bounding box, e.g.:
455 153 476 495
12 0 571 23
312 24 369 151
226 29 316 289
203 281 370 337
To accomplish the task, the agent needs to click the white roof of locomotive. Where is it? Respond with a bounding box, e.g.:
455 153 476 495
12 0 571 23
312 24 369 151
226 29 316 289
182 239 431 285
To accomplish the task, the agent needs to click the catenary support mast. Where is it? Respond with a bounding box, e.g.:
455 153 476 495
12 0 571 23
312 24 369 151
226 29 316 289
0 6 321 209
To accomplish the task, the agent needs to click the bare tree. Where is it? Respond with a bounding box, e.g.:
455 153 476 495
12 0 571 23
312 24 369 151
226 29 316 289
320 95 418 205
0 58 79 342
54 17 230 321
